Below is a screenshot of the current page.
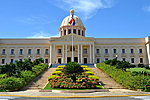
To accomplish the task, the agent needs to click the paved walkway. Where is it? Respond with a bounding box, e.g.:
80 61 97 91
22 68 56 90
91 68 125 89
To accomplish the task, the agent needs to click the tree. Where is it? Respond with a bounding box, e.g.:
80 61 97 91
64 62 83 82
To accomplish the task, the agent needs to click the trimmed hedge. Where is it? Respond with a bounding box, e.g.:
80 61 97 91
84 71 94 75
97 63 150 90
88 75 100 80
19 71 36 82
83 68 91 71
52 71 63 75
48 75 60 80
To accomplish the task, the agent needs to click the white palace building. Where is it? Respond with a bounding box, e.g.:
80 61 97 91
0 10 150 66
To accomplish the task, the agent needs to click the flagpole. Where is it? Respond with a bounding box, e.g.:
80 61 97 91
71 10 74 62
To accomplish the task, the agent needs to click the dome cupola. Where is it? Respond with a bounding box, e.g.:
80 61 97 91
59 10 86 37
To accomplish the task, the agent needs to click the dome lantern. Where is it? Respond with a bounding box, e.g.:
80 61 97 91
59 10 86 37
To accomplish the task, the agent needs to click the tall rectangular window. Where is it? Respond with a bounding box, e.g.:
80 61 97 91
10 59 14 63
68 29 71 34
45 49 49 55
19 49 23 55
139 49 142 53
131 58 134 63
58 49 62 54
37 49 40 55
122 58 126 61
45 59 48 63
113 49 117 53
10 49 14 55
105 49 108 53
2 49 5 55
122 49 125 53
28 49 32 55
105 58 108 61
2 59 5 64
97 58 100 63
131 49 134 53
140 58 143 63
64 29 66 35
78 30 80 35
83 48 87 54
73 29 76 34
96 49 100 54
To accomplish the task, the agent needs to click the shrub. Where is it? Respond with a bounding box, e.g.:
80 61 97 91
97 63 150 90
84 71 94 75
56 68 63 71
52 71 63 75
19 71 36 82
81 65 88 68
83 68 91 71
0 74 7 79
48 75 60 80
32 64 48 75
0 77 25 91
58 65 66 68
138 64 145 68
88 75 100 80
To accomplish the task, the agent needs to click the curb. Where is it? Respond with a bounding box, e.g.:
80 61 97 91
0 94 150 98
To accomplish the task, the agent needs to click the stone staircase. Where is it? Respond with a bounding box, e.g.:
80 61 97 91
22 68 56 90
91 68 125 89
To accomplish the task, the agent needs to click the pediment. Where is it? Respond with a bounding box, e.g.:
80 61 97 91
51 34 94 42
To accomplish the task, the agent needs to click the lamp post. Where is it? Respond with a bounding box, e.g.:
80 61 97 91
28 56 31 61
115 54 118 60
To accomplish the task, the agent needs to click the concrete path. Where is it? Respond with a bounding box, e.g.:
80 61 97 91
91 68 125 89
22 68 56 90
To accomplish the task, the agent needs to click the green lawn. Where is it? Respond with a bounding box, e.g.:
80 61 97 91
126 68 150 74
43 83 103 90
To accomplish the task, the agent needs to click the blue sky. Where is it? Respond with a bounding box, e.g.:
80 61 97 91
0 0 150 38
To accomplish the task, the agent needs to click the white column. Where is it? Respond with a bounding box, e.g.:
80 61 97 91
81 44 83 63
93 43 95 64
65 45 68 63
62 45 64 63
90 44 92 64
53 44 56 64
78 44 80 63
50 45 52 64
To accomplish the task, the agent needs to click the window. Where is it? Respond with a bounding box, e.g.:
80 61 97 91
82 30 84 36
70 46 75 51
122 58 126 61
28 49 32 55
131 58 134 63
2 49 5 55
45 59 48 63
68 29 71 34
140 58 143 63
2 59 5 64
122 49 125 53
19 49 23 55
58 49 62 54
73 29 76 34
78 30 80 35
96 49 100 54
37 49 40 55
45 49 49 55
83 48 87 54
97 58 100 63
10 49 14 55
139 49 142 53
105 58 108 61
19 59 22 61
10 59 14 63
130 49 134 53
113 49 117 53
105 49 108 53
64 29 66 35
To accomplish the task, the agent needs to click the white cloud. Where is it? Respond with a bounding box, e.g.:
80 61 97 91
53 0 113 19
27 31 59 38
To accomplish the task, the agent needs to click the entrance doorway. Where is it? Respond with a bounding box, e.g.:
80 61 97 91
67 57 71 63
74 57 78 63
58 58 61 64
84 58 87 64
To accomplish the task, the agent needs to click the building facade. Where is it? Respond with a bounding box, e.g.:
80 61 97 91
0 10 150 66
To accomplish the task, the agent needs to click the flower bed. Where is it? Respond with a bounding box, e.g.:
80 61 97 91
48 62 102 89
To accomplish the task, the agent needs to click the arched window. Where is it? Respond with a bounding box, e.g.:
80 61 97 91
64 29 66 35
73 29 76 34
78 30 80 35
68 29 71 34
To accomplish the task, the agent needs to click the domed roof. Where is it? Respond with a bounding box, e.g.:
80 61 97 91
60 15 84 27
